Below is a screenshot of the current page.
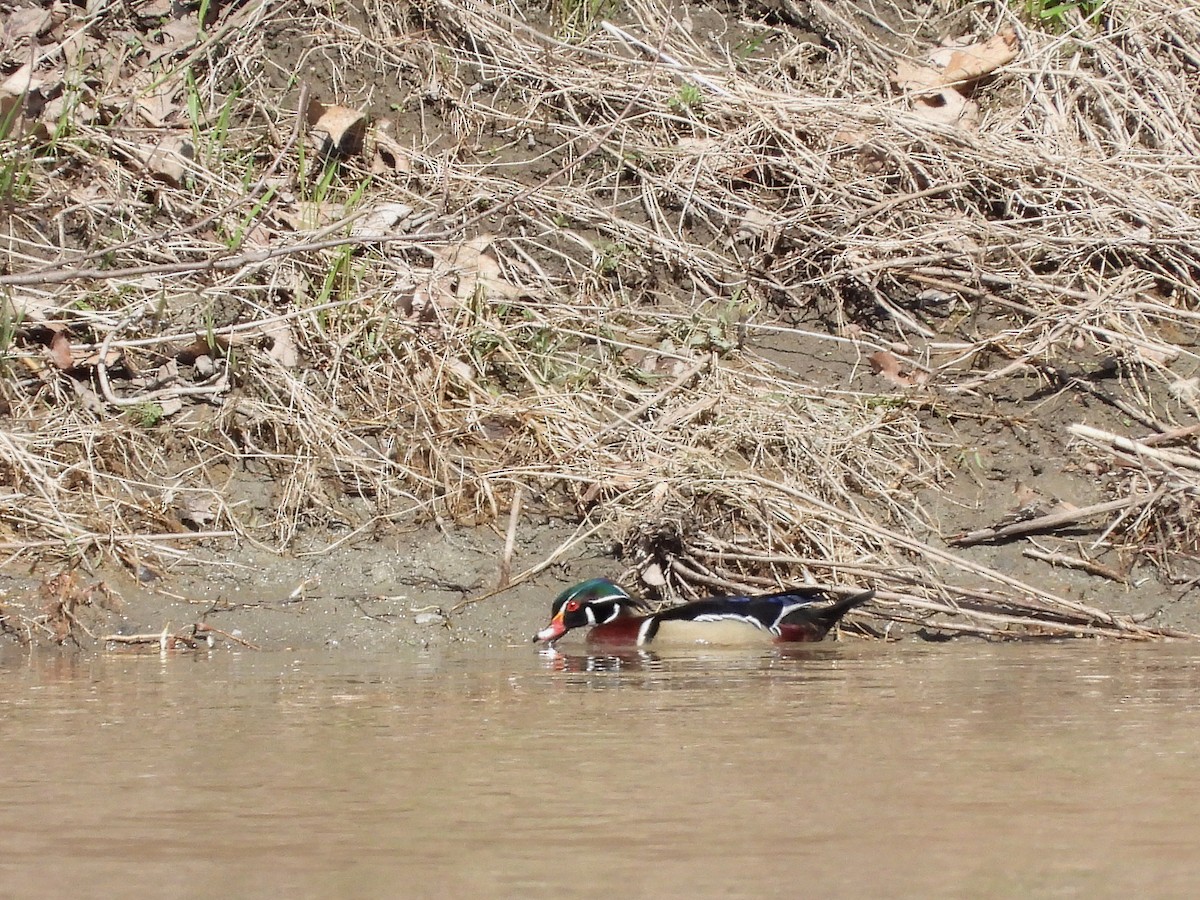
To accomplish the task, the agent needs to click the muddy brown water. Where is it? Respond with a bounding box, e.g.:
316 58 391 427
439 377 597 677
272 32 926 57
3 640 1200 898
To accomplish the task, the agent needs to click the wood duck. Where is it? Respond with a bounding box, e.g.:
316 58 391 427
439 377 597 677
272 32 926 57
532 578 874 647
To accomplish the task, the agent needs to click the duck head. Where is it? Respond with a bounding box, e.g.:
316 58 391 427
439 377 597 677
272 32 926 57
532 578 646 644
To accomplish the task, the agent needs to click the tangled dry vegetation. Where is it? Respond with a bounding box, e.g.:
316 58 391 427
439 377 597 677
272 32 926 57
1 0 1199 641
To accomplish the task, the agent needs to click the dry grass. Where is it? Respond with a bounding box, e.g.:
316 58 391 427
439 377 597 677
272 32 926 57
1 0 1199 639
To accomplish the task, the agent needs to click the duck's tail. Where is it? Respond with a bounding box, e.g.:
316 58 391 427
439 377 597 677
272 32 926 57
779 588 875 641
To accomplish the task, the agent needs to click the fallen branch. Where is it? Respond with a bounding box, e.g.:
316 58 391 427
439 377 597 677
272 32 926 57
1022 546 1129 583
102 627 197 650
193 623 262 650
1070 424 1200 472
947 496 1149 546
101 623 260 650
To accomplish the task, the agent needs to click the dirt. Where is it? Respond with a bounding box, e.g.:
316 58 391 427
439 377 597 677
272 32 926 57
0 519 601 651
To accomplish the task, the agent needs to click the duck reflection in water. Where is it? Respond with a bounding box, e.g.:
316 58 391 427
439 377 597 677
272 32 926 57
537 644 660 673
536 642 850 674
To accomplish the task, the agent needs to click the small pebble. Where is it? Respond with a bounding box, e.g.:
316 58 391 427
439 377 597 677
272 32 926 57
414 612 445 626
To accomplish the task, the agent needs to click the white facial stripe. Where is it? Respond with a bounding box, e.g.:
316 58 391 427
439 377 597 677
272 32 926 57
584 606 596 625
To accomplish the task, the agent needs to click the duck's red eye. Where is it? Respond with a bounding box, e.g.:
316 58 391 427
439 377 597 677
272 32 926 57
565 600 581 612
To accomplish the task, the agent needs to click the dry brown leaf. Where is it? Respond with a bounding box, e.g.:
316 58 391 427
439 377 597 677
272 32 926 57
130 359 177 393
241 223 275 248
0 62 33 95
307 100 367 157
261 321 299 367
372 127 414 174
913 87 980 131
351 202 414 237
40 93 95 139
276 201 345 231
641 563 666 587
133 73 186 127
5 292 60 322
931 30 1019 85
397 283 453 321
138 0 176 15
466 248 519 302
47 330 73 370
438 235 524 302
735 207 778 241
37 327 122 371
446 357 478 384
72 344 122 369
160 17 202 50
1132 342 1181 367
197 0 223 28
55 21 87 68
141 21 199 67
894 59 942 92
869 350 903 384
832 128 871 147
0 91 22 133
1012 481 1045 510
869 350 928 388
896 30 1018 92
144 135 195 185
177 493 216 528
0 61 58 137
157 394 184 418
4 6 53 43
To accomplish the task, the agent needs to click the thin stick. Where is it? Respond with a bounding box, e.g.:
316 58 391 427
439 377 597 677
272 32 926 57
600 21 732 98
845 181 971 227
574 360 707 452
873 591 1167 639
193 623 263 650
102 632 181 644
453 519 607 611
1070 424 1200 472
101 629 195 649
0 530 238 553
1022 547 1129 583
947 496 1148 546
497 486 523 589
1139 424 1200 446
